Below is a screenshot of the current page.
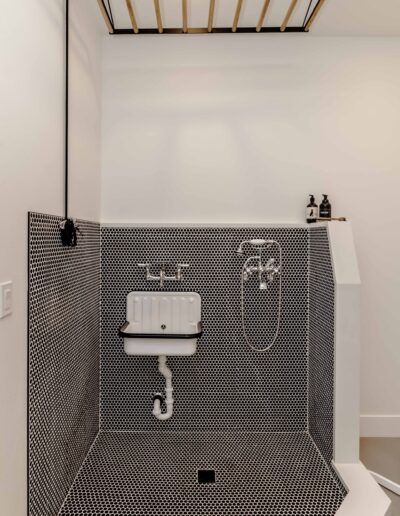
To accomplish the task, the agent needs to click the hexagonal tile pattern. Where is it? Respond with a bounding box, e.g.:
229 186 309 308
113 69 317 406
28 213 100 516
60 431 345 516
309 227 335 466
100 227 309 432
29 219 342 516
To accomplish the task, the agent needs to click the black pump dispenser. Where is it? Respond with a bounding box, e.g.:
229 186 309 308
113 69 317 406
319 194 331 219
306 195 318 223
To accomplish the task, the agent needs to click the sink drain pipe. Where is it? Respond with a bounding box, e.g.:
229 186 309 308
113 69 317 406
152 355 174 420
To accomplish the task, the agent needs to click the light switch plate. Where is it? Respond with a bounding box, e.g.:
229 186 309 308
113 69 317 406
0 281 13 319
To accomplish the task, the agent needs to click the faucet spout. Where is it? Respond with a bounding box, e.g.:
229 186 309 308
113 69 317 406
159 267 165 287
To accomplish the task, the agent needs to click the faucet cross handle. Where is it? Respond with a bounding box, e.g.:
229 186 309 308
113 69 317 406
138 263 151 278
176 263 190 281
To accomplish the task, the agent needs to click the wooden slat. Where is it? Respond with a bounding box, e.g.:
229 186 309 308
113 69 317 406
304 0 326 31
125 0 139 34
280 0 298 32
256 0 271 32
182 0 188 33
208 0 215 33
154 0 163 33
97 0 114 33
232 0 243 33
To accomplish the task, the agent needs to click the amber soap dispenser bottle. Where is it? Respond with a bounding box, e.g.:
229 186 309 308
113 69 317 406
319 194 332 219
306 195 318 223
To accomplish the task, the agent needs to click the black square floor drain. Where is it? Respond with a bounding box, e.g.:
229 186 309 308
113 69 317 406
197 469 215 484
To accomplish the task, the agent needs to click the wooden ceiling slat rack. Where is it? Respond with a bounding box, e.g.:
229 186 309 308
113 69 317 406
97 0 114 34
280 0 299 32
153 0 163 33
208 0 216 33
232 0 243 33
125 0 138 34
97 0 327 35
182 0 188 33
256 0 271 33
304 0 326 31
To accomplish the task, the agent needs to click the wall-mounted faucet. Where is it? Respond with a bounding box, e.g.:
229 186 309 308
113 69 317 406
138 263 189 287
241 256 281 289
237 239 281 290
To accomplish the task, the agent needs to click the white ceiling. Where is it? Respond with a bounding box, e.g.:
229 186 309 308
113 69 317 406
103 0 400 36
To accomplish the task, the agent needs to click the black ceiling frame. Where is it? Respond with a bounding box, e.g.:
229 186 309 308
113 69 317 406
112 26 306 34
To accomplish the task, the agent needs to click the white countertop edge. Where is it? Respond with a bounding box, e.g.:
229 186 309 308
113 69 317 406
334 462 391 515
100 221 312 228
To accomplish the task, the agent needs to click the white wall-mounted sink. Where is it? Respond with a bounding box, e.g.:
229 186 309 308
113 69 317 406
119 292 202 356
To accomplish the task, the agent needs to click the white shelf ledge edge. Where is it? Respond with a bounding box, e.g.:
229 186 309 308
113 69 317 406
333 463 391 515
101 221 311 228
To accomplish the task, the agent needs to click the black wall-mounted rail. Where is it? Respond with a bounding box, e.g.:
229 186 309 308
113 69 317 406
119 321 203 339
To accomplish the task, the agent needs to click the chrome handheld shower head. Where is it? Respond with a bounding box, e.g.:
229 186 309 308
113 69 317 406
249 239 267 246
237 239 274 255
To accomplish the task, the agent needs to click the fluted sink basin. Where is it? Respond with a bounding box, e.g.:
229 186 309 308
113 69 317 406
119 292 202 356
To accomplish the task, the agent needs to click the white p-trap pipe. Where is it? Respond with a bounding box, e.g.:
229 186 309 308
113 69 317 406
152 355 174 420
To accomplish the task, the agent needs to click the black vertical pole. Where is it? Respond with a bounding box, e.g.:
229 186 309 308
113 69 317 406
65 0 69 221
60 0 77 246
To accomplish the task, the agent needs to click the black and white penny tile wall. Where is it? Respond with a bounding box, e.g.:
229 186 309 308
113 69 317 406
100 227 309 432
28 220 340 514
309 226 336 466
28 213 100 516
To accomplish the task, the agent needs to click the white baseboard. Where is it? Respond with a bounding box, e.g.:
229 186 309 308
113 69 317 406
360 415 400 437
369 471 400 496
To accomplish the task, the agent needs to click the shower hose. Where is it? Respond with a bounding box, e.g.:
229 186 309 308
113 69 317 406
240 244 282 352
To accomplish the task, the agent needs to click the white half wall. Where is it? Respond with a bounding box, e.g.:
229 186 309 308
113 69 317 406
327 222 361 463
101 35 400 435
0 1 102 514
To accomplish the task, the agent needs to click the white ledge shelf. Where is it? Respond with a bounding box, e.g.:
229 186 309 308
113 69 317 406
334 463 391 515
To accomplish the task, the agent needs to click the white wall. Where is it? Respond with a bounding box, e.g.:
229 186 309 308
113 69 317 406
69 0 102 220
0 1 102 514
101 36 400 434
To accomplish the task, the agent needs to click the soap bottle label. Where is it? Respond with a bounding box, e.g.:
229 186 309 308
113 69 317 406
306 207 317 220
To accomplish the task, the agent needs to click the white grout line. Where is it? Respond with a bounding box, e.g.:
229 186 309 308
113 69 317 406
308 433 345 492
